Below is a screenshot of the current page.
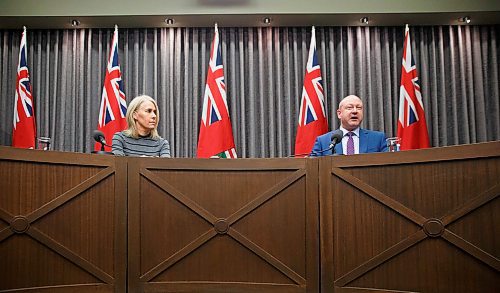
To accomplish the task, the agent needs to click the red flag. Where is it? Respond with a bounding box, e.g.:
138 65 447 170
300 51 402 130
294 26 328 156
96 26 127 152
196 24 237 158
12 27 36 149
397 25 430 150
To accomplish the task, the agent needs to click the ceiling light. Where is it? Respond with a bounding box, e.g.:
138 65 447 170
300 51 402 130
71 19 80 27
165 18 175 25
360 17 369 25
459 16 471 24
263 17 271 24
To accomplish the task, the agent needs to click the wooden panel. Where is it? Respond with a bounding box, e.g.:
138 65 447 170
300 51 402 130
128 158 319 292
320 142 500 293
0 146 127 293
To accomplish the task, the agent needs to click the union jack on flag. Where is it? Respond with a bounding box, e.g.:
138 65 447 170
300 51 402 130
12 26 36 149
397 24 430 150
294 26 328 156
197 24 237 158
96 25 127 152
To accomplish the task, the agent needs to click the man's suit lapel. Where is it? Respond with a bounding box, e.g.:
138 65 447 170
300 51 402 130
359 128 368 153
335 142 343 155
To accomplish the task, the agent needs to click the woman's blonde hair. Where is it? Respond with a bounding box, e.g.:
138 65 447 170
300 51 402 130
123 95 161 139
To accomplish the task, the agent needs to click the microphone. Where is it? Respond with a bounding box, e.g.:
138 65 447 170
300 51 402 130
291 129 345 157
93 130 110 151
91 130 114 155
329 129 344 150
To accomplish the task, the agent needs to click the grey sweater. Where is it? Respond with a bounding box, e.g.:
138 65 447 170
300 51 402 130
112 131 171 157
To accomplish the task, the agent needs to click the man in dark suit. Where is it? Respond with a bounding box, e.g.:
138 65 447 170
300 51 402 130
310 95 387 156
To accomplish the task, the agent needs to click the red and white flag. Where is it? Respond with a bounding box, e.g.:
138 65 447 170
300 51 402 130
397 24 430 150
197 24 237 158
12 26 36 149
294 26 328 156
96 25 127 151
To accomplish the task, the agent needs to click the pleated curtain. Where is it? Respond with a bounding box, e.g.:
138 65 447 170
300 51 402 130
0 25 498 157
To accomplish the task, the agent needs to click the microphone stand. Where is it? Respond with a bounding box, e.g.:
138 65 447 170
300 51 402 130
91 141 114 155
289 130 343 157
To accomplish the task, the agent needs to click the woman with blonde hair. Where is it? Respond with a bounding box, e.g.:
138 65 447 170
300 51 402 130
112 95 171 157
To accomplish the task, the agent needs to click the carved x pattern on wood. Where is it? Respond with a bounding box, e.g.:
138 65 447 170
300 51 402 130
331 167 500 287
139 167 307 286
0 167 115 284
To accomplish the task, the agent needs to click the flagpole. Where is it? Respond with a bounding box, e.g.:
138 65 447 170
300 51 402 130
94 23 127 152
13 25 37 148
197 21 237 158
294 24 328 156
397 23 430 150
311 26 315 51
23 25 36 144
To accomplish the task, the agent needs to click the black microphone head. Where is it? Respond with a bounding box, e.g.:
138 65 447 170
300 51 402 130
331 129 343 144
93 130 106 144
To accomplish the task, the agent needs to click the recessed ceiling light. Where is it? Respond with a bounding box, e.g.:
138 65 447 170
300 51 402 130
263 17 271 24
165 18 175 25
459 16 471 24
71 19 80 27
360 17 369 25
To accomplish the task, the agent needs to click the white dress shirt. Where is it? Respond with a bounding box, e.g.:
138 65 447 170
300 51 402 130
340 126 360 154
